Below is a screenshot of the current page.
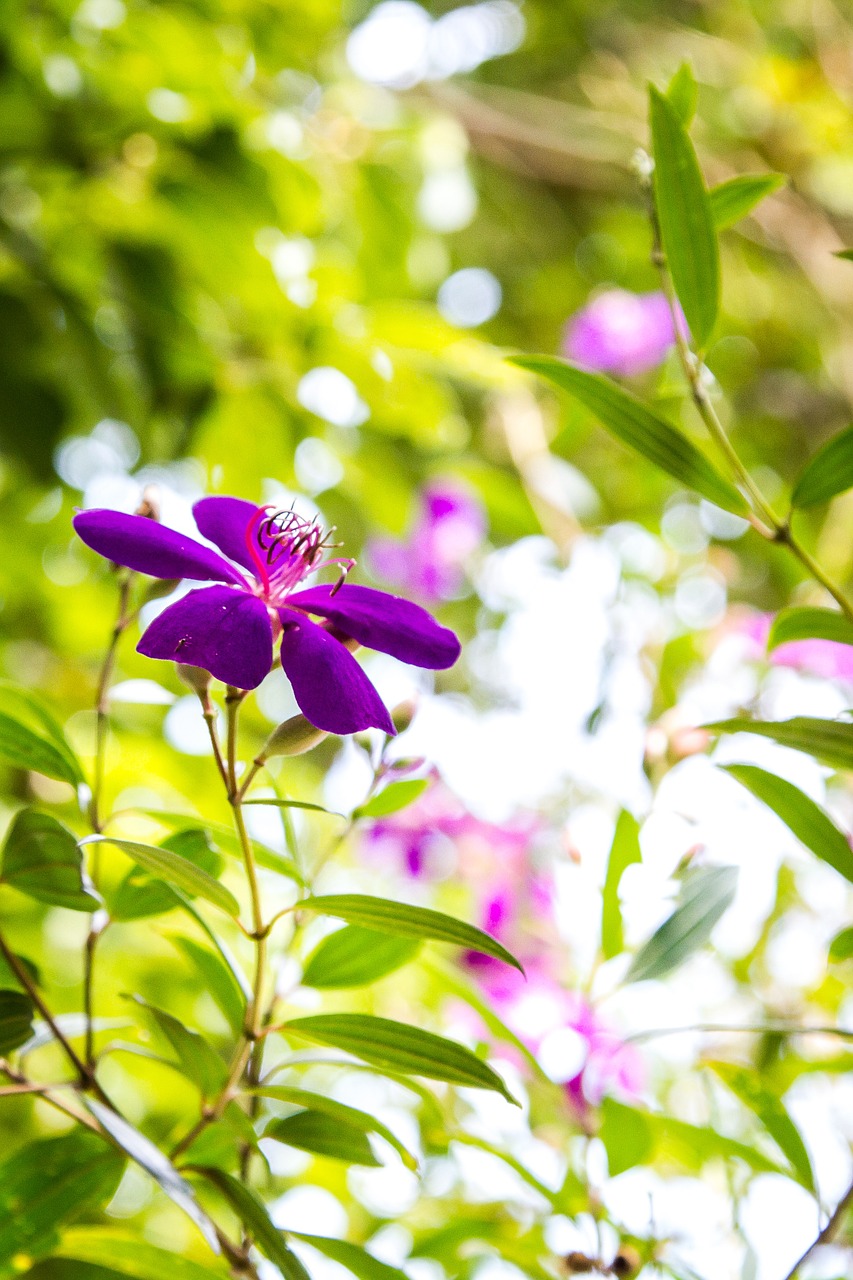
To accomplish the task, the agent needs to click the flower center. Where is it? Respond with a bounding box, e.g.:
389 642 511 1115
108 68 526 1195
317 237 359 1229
244 504 353 605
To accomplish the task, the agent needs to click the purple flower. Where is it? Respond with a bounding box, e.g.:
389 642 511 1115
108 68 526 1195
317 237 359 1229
562 289 678 377
367 481 485 604
740 611 853 681
73 497 461 735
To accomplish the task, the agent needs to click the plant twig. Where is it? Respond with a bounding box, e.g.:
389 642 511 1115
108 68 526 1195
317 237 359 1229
781 1176 853 1280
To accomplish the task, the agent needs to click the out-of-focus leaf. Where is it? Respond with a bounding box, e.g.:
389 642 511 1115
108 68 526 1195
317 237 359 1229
0 988 34 1054
80 836 238 917
598 1095 654 1175
723 764 853 883
266 1110 381 1166
354 779 430 819
136 811 303 881
627 866 737 982
110 830 222 921
666 62 698 125
188 1167 309 1280
48 1230 230 1279
706 717 853 771
791 425 853 508
0 1131 124 1270
830 927 853 961
292 1233 408 1280
600 1099 785 1176
284 1013 517 1104
1 809 99 911
170 935 246 1035
649 85 719 346
601 811 642 959
252 1086 417 1170
0 683 83 785
129 996 227 1097
512 357 746 514
298 893 522 973
0 712 82 786
709 173 786 228
767 607 853 651
302 926 421 988
85 1100 219 1252
710 1062 816 1192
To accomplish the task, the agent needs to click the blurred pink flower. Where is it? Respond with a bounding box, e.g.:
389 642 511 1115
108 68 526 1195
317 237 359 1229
562 289 678 377
741 611 853 681
367 481 485 604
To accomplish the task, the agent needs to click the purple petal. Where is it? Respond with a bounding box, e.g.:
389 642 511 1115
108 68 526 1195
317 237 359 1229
192 496 261 575
277 607 395 735
74 510 246 586
285 584 461 670
138 586 273 689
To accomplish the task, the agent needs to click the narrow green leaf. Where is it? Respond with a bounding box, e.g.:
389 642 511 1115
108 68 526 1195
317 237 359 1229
292 1233 408 1280
302 926 420 988
52 1230 230 1279
829 927 853 961
0 988 34 1055
710 1061 816 1192
80 836 239 917
242 798 341 816
136 810 303 881
85 1099 220 1251
0 682 83 785
109 829 223 921
266 1110 381 1166
251 1085 417 1170
706 716 853 771
601 811 642 960
1 810 99 911
298 893 518 974
627 865 737 982
354 779 430 819
767 607 853 651
129 996 227 1097
0 712 82 787
836 249 853 261
709 173 786 229
650 84 720 346
170 936 246 1035
666 62 697 125
791 424 853 508
284 1013 517 1104
0 1132 124 1270
722 764 853 884
511 356 746 514
600 1098 786 1177
188 1167 310 1280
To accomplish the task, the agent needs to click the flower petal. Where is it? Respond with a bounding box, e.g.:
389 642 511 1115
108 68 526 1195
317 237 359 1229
74 510 246 586
285 584 460 670
277 607 395 735
192 496 261 575
139 587 273 689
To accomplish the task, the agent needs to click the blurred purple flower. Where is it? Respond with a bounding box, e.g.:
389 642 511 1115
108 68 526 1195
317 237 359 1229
367 481 485 604
562 289 678 377
74 497 460 734
740 611 853 681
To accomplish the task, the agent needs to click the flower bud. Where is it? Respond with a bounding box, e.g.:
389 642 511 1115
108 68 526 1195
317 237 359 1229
391 698 418 734
142 576 181 603
261 714 327 759
135 485 161 521
564 1255 595 1274
611 1248 641 1278
176 663 211 694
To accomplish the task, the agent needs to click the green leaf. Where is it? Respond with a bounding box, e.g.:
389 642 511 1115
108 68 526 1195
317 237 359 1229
767 607 853 651
266 1110 381 1166
706 716 853 771
511 356 746 515
51 1230 230 1279
251 1085 417 1170
84 1099 220 1252
830 927 853 961
836 249 853 261
0 988 34 1055
709 173 786 229
292 1234 408 1280
0 683 83 786
666 62 697 125
170 935 247 1035
0 1131 124 1272
0 711 82 787
1 809 100 911
601 811 642 960
302 926 421 988
600 1098 786 1178
649 84 720 346
129 996 227 1097
298 893 519 974
710 1062 816 1192
136 810 303 881
354 778 430 819
722 764 853 883
80 836 239 917
110 829 223 921
791 424 853 508
627 865 737 982
284 1013 517 1104
188 1167 310 1280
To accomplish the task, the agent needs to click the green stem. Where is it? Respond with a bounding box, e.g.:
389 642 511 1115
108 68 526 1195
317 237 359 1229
0 934 90 1085
781 1176 853 1280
